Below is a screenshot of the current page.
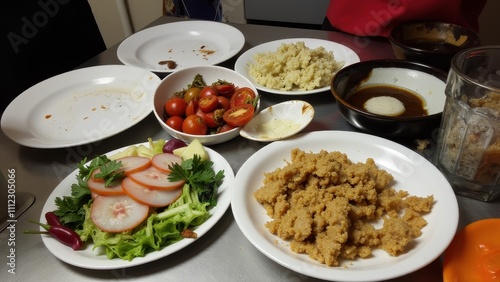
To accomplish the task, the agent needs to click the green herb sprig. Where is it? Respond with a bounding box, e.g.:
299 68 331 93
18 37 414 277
93 159 124 187
54 155 123 229
167 155 224 209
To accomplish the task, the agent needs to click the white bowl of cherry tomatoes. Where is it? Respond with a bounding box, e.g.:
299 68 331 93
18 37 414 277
153 65 260 145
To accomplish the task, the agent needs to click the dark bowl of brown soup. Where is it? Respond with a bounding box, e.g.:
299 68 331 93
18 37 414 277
388 21 480 70
330 60 448 139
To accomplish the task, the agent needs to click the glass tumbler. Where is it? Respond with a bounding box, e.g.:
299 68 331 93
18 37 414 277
435 46 500 202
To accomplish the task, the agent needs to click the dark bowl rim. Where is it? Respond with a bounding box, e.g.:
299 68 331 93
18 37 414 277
330 59 447 122
388 21 480 55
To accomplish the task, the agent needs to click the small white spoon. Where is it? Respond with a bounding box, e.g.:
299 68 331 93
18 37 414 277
240 100 314 142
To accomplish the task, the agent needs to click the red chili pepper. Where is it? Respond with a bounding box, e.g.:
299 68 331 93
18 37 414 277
45 211 62 226
24 220 83 250
46 225 83 250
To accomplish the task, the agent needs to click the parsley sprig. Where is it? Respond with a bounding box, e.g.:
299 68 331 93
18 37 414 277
54 155 122 229
168 155 224 208
94 160 124 187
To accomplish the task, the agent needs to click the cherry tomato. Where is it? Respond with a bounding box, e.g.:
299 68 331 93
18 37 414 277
165 116 184 132
217 123 235 133
235 87 256 99
223 104 255 127
213 81 235 98
205 109 225 128
217 96 230 111
230 87 256 108
199 86 218 99
195 107 207 120
164 97 187 117
184 87 201 103
198 95 219 113
185 99 198 116
182 114 208 135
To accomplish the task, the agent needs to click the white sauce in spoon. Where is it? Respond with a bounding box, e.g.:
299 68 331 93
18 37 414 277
254 119 301 139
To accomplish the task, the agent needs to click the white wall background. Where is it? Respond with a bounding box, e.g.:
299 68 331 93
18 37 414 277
89 0 499 49
88 0 245 48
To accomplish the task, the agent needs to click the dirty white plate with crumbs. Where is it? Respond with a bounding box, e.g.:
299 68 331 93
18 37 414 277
117 21 245 73
1 65 160 149
240 100 314 142
231 131 459 281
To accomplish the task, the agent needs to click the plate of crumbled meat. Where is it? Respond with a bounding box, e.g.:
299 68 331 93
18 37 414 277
117 21 245 73
231 130 459 281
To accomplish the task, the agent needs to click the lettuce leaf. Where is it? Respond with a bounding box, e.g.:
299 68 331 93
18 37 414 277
108 138 166 160
78 184 210 260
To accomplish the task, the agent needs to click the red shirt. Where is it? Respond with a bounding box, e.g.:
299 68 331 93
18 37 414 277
326 0 486 37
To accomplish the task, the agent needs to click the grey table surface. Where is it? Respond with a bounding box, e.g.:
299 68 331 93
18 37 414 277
1 16 499 282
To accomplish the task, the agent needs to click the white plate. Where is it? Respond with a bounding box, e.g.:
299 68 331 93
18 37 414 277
117 21 245 73
240 100 314 142
231 131 458 281
40 143 234 270
1 65 161 149
234 38 360 95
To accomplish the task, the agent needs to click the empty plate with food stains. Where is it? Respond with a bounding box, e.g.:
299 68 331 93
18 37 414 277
240 100 314 142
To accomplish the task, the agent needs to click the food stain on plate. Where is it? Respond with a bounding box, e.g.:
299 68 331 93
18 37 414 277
240 100 314 142
38 85 151 138
443 218 500 282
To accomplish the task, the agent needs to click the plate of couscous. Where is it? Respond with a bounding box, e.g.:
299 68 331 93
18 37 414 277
234 38 359 95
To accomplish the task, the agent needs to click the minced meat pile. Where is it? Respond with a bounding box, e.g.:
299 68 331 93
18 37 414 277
254 148 434 266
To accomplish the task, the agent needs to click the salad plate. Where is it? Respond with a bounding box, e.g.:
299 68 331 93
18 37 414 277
117 21 245 73
234 38 360 95
39 142 234 270
1 65 161 149
231 131 458 281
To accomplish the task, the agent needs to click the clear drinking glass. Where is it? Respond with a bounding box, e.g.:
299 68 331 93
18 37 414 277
434 46 500 202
